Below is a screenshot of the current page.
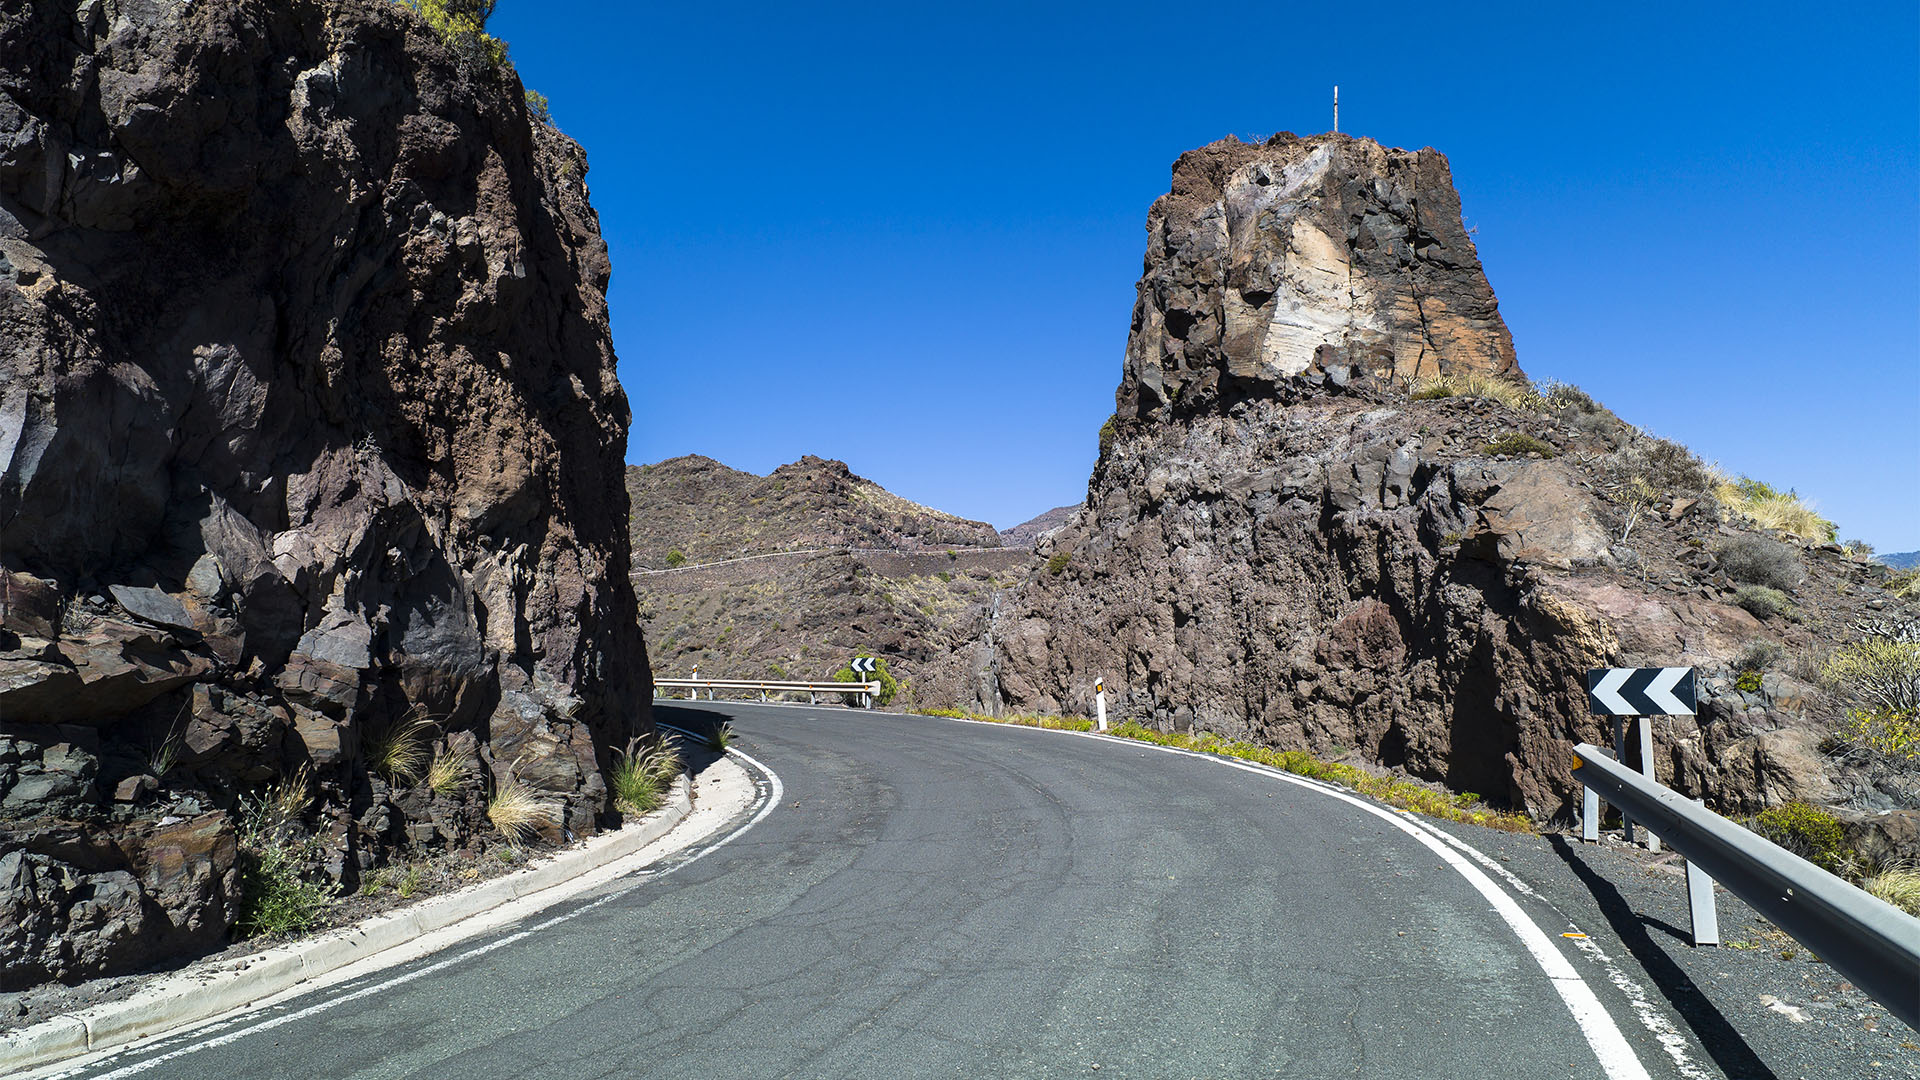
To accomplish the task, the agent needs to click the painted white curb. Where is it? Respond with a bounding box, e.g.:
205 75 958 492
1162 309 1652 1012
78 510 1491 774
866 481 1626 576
1 777 693 1074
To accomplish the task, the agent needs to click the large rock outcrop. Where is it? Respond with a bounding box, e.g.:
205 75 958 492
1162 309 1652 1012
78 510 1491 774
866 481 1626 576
1119 133 1517 420
0 0 648 986
979 134 1910 826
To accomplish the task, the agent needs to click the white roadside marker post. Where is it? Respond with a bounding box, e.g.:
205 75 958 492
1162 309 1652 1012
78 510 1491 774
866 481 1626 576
1095 676 1108 732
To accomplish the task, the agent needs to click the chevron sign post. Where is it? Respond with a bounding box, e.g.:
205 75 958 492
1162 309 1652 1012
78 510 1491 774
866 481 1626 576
1585 667 1696 852
850 657 876 708
1587 667 1696 717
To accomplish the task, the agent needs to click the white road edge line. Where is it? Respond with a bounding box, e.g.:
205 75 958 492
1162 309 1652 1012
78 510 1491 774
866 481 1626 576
1392 813 1713 1080
52 742 785 1080
910 711 1656 1080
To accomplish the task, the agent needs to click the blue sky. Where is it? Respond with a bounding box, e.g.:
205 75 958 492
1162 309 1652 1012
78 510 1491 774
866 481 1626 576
492 1 1919 550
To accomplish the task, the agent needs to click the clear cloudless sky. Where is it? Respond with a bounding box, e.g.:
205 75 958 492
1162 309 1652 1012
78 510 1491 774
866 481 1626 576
490 1 1919 551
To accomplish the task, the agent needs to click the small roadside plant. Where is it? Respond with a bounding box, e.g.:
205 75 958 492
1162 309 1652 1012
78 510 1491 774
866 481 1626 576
1713 475 1837 542
1862 862 1920 917
425 751 468 796
486 764 557 848
609 735 681 816
1823 637 1920 764
833 653 899 705
1410 372 1544 412
713 722 734 751
1045 551 1071 576
235 765 332 938
1716 535 1802 591
1611 474 1660 542
1752 801 1849 874
1480 432 1555 459
1887 567 1920 600
1733 584 1795 621
665 549 687 568
365 707 437 787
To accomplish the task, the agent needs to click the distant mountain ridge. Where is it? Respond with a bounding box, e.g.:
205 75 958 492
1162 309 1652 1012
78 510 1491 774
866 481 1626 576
1881 551 1920 570
1000 505 1078 547
626 455 1002 570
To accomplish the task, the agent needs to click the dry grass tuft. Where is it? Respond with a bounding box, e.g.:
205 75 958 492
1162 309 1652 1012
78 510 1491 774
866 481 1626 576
1862 863 1920 917
425 751 467 796
1410 372 1544 413
366 707 438 787
609 735 681 816
487 778 557 847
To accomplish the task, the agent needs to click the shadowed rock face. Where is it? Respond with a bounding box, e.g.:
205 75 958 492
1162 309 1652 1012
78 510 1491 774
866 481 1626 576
0 0 647 985
1119 134 1517 421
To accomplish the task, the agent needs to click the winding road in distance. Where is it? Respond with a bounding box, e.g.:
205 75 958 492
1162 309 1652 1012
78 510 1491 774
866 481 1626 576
50 701 1705 1080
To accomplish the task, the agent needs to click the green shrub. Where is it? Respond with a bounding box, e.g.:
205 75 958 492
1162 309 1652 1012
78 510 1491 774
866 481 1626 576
1822 637 1920 716
609 735 681 816
1752 801 1849 873
1887 567 1920 600
403 0 508 70
234 767 331 938
1733 584 1794 620
1716 535 1802 591
1098 416 1117 459
833 653 898 705
1734 669 1763 694
524 88 551 123
1480 432 1554 458
1045 551 1071 576
665 549 687 568
936 571 952 582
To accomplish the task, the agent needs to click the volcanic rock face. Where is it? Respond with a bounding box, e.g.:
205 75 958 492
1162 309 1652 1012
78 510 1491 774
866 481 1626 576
985 134 1893 824
0 0 647 985
1119 134 1517 421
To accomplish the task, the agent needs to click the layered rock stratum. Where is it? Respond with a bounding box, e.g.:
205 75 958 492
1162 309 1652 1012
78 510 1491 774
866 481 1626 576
0 0 647 987
962 134 1915 839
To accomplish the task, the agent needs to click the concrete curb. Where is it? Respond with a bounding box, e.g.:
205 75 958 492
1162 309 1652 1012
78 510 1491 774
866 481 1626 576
2 777 694 1074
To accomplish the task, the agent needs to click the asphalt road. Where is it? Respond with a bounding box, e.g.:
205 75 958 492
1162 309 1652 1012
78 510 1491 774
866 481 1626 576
47 702 1835 1080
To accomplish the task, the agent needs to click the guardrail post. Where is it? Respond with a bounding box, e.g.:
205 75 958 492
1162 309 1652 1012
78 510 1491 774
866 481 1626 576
1582 785 1600 842
1686 859 1719 945
1612 717 1635 843
1096 677 1108 732
1638 717 1661 853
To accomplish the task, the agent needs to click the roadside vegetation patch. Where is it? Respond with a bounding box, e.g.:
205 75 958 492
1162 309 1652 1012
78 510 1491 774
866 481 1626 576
1480 432 1555 458
609 735 682 816
235 765 334 938
1752 801 1850 874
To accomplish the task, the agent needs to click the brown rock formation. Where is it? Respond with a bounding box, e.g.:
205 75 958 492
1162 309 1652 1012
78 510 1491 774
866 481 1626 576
1119 134 1517 421
0 0 647 986
975 135 1912 830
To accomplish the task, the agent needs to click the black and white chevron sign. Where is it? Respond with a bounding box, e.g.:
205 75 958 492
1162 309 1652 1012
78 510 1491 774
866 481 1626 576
1587 667 1696 716
851 656 876 675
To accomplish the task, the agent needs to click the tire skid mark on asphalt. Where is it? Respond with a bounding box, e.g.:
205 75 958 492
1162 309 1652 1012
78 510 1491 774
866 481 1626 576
50 744 785 1080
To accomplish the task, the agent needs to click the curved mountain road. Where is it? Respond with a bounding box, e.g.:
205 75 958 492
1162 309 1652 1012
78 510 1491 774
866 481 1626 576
49 702 1781 1079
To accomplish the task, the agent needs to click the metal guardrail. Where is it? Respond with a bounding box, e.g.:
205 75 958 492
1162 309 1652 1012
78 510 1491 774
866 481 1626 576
653 678 881 707
1573 743 1920 1031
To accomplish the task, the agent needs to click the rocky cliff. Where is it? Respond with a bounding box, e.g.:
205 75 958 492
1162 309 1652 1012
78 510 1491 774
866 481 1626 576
980 134 1915 837
0 0 648 987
